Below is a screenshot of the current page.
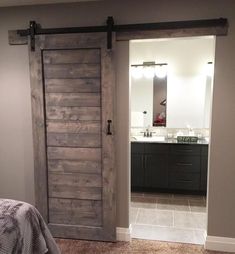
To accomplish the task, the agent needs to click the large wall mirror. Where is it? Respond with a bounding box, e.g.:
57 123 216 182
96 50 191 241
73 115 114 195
130 36 215 129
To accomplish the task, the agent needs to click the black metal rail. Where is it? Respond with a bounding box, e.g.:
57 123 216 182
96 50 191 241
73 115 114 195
17 17 228 51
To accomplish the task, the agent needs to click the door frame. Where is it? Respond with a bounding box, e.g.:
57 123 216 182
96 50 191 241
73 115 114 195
125 35 224 242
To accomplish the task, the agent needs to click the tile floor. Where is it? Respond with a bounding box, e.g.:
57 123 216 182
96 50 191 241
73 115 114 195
130 192 207 245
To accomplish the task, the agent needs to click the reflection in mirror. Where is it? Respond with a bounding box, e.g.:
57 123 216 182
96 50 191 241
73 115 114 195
131 62 168 128
153 76 167 127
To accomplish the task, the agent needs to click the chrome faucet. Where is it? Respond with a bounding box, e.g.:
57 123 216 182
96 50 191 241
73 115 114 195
141 128 155 137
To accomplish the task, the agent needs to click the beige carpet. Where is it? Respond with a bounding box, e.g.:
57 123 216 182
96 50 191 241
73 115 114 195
56 238 229 254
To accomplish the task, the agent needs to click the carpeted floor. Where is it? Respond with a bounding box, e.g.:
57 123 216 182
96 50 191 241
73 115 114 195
56 238 229 254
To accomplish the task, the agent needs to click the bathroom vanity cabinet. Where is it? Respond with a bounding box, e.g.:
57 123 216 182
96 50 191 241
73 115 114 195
131 141 208 194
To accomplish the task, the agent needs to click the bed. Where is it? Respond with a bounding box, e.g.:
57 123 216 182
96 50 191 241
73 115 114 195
0 199 61 254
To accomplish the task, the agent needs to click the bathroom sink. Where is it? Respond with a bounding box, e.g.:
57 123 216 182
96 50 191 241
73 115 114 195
132 136 165 142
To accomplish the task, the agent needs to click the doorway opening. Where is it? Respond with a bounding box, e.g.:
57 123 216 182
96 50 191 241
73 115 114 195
129 36 215 244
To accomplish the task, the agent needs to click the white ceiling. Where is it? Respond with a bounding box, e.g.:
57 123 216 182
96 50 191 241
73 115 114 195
0 0 100 7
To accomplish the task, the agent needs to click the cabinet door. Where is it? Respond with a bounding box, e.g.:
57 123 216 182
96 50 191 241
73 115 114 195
145 154 168 189
131 153 145 189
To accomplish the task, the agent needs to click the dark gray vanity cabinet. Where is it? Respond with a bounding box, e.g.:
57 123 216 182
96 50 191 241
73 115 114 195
131 142 208 193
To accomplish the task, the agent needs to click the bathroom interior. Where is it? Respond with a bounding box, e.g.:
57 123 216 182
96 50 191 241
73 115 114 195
129 36 215 244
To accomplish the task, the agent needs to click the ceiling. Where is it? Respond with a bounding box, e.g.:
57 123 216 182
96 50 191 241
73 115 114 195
0 0 101 7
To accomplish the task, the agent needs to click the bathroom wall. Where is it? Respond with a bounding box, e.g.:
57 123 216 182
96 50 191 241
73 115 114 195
130 36 215 129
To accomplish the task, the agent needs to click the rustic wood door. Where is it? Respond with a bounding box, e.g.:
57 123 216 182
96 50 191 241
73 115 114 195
29 33 116 241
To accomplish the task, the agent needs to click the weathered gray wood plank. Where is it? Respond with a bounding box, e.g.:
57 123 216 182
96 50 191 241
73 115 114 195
48 159 101 174
49 172 101 187
44 33 105 49
47 120 101 134
46 106 101 121
47 147 101 161
43 49 100 64
49 198 102 226
47 133 101 147
48 173 101 200
29 35 48 221
45 78 100 93
46 93 101 107
44 63 100 79
100 37 116 240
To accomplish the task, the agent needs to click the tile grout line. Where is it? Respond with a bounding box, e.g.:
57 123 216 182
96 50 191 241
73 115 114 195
135 207 140 224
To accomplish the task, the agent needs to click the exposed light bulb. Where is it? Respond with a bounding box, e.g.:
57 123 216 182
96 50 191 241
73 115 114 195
143 65 155 78
131 66 143 79
155 65 167 78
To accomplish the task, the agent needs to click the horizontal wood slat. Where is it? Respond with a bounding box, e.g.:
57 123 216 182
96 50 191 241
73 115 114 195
48 160 101 174
49 198 102 226
47 133 101 147
49 172 101 188
46 106 101 121
47 147 101 161
47 121 100 134
43 49 100 64
43 33 105 49
45 78 100 93
46 93 101 107
48 174 101 200
44 63 100 79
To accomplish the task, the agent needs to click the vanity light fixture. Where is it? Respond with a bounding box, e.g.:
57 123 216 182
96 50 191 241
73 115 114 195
143 62 155 79
131 62 168 79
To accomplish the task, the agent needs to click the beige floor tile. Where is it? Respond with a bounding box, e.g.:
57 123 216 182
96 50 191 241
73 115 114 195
173 194 205 201
131 224 154 239
132 224 205 244
131 196 157 209
130 207 139 224
193 229 206 244
136 208 173 226
143 192 174 199
174 211 206 229
157 198 190 211
131 192 144 198
189 200 207 213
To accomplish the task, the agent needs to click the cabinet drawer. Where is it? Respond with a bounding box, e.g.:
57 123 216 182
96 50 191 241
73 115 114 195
169 144 200 155
169 172 200 190
131 143 145 153
145 143 168 154
169 155 200 173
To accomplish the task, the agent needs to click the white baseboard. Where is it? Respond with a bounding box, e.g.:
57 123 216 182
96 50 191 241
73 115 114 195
116 225 132 241
205 235 235 253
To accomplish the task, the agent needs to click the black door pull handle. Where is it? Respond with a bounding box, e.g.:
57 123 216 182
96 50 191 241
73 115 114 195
107 120 112 135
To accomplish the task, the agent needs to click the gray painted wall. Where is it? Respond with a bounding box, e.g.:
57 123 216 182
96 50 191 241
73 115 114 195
0 0 235 238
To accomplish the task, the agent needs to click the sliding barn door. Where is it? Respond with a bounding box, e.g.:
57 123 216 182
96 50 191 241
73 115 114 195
29 33 116 241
